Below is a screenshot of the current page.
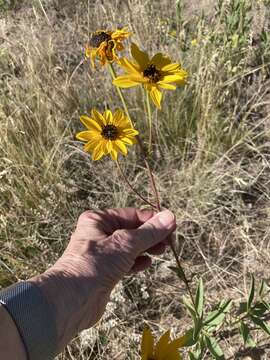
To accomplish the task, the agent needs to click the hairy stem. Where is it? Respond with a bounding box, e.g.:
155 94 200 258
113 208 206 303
145 90 152 154
109 62 195 306
116 160 157 209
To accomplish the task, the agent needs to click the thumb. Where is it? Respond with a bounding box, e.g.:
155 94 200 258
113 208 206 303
127 210 176 256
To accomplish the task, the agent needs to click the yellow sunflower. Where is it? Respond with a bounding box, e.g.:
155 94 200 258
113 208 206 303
141 328 186 360
85 27 131 67
113 43 188 108
76 108 138 161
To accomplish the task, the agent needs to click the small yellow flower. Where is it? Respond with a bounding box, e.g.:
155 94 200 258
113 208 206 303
113 43 188 109
191 39 198 46
76 109 138 161
141 328 186 360
85 27 131 67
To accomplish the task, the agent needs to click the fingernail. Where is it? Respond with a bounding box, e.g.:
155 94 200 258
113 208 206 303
157 210 175 228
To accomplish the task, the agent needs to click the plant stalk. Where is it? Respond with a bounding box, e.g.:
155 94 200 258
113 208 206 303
109 62 195 306
145 90 153 154
116 160 157 209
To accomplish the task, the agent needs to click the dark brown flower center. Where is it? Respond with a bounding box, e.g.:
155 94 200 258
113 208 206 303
101 124 118 140
143 64 162 83
89 31 111 48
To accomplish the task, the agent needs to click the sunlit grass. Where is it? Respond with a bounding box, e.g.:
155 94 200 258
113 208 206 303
0 0 270 358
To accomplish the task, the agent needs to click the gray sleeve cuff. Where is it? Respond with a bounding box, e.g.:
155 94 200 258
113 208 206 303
0 281 57 360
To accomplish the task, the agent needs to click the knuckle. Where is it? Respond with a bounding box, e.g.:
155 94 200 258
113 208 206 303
77 210 104 225
78 210 95 222
112 229 131 246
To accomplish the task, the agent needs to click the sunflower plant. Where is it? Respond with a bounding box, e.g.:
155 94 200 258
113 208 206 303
74 26 270 359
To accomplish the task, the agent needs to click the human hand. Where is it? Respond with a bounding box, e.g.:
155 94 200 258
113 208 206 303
31 208 176 353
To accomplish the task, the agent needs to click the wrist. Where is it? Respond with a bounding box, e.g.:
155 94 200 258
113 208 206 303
30 263 108 353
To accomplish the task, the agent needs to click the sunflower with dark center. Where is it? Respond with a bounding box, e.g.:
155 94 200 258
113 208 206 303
76 109 138 161
113 43 188 108
85 27 131 67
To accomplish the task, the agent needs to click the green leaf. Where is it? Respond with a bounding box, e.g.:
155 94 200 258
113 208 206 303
247 275 255 310
195 278 204 317
168 266 187 283
204 335 225 360
180 328 197 347
238 301 248 315
193 317 203 341
251 316 270 336
183 296 197 321
259 279 269 297
204 299 232 328
240 321 256 348
189 350 203 360
251 302 268 317
189 351 201 360
188 343 203 360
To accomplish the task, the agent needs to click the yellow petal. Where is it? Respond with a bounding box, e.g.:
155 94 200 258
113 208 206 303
119 57 140 73
121 136 136 145
104 110 113 124
162 70 188 84
92 143 105 161
161 74 186 83
158 82 176 90
106 140 113 152
114 140 127 155
161 334 187 359
76 130 95 142
163 351 181 360
113 109 125 126
151 53 171 68
113 76 140 88
161 63 181 72
110 148 118 160
155 330 171 358
141 328 154 359
123 128 139 136
91 109 107 126
131 42 149 70
150 87 162 109
80 115 102 131
84 139 99 152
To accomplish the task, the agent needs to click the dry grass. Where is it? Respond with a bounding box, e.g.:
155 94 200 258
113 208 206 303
1 0 270 359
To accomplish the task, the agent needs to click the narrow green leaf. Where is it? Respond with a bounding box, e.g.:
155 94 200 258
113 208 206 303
262 300 270 311
259 279 269 297
195 278 204 317
189 352 200 360
240 321 256 348
183 296 197 321
204 335 225 360
247 275 255 310
188 343 203 360
193 317 203 341
179 328 196 347
205 312 225 328
204 299 232 328
251 302 268 317
251 316 270 336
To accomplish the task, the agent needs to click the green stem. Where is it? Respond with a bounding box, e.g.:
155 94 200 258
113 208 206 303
108 63 133 125
116 160 157 209
145 90 153 154
109 62 194 305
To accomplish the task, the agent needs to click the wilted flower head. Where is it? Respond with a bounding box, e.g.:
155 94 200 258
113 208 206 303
141 328 186 360
85 27 131 67
113 43 188 108
76 108 138 161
